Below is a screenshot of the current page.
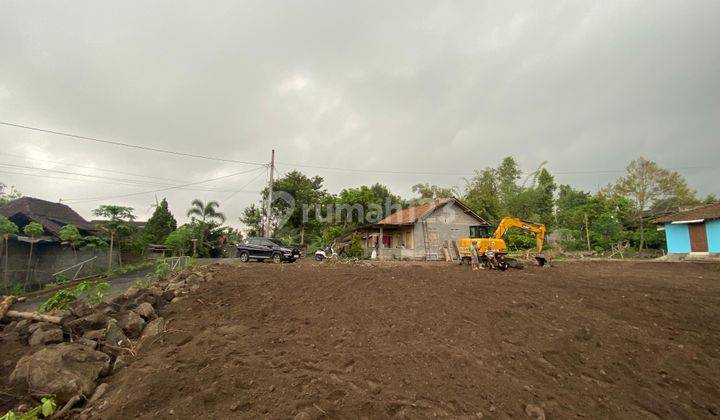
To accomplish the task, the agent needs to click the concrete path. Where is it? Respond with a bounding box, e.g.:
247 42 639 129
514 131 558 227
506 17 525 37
13 267 154 312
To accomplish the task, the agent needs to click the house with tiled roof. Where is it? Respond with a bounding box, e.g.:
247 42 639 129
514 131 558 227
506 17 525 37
353 197 490 260
653 202 720 255
1 196 97 241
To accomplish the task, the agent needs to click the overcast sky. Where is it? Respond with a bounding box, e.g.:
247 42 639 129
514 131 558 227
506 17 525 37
1 0 718 227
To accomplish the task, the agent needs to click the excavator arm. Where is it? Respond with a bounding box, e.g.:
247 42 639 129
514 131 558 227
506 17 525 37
493 217 547 265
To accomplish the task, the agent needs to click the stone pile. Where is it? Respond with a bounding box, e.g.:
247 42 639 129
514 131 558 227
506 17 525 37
1 264 221 417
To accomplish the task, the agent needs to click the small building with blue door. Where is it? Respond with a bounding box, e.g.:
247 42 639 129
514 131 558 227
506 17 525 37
654 203 720 255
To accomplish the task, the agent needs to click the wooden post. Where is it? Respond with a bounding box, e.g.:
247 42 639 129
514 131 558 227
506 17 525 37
378 226 383 257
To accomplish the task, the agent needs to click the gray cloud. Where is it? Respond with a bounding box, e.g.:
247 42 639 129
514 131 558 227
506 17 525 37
1 0 718 226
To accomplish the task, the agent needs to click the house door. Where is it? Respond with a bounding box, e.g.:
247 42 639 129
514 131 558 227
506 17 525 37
688 223 708 252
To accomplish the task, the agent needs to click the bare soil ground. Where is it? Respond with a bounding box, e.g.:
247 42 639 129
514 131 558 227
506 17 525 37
4 260 720 418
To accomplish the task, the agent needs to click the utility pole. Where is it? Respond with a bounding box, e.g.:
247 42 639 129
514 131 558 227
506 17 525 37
264 149 275 238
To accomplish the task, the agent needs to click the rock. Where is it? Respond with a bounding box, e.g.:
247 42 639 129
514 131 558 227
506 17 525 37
367 380 382 394
83 329 106 341
28 326 64 346
122 287 141 300
70 300 95 318
147 286 163 297
118 311 145 339
14 319 32 334
162 290 176 301
140 317 165 341
113 355 128 372
525 404 545 420
171 296 187 304
104 319 130 350
294 411 312 420
10 343 111 403
75 337 98 350
88 383 108 405
166 280 186 292
66 312 110 333
185 274 202 284
134 302 156 320
28 322 56 334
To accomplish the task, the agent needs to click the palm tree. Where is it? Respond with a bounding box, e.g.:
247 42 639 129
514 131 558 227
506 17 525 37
92 205 135 272
186 199 226 225
186 200 225 255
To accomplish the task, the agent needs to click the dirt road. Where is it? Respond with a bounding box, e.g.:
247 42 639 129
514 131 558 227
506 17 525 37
74 260 718 419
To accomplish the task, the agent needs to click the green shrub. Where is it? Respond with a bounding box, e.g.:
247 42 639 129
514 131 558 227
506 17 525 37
39 280 110 312
1 397 56 420
345 233 364 258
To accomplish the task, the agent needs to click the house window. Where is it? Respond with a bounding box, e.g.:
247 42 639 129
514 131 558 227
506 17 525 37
470 225 491 238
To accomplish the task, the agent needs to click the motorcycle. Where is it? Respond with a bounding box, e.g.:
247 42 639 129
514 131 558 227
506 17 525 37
314 245 338 261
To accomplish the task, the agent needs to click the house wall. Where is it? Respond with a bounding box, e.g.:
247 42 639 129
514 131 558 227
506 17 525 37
706 219 720 253
410 203 480 259
664 223 691 253
0 240 116 291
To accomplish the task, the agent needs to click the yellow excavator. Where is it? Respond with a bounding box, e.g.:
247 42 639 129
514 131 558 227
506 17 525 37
457 217 548 267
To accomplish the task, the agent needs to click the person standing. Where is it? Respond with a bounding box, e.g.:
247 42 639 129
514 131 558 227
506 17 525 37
469 241 480 271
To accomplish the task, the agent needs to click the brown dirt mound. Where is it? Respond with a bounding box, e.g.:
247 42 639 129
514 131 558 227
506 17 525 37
81 261 720 418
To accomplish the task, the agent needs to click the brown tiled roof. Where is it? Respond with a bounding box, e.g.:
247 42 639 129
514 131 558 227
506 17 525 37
653 202 720 223
0 196 96 237
377 198 489 226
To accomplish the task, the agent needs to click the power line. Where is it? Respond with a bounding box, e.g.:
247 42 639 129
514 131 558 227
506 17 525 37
0 121 267 166
3 120 717 177
0 152 190 184
220 167 268 204
62 166 266 204
0 162 202 188
0 168 262 193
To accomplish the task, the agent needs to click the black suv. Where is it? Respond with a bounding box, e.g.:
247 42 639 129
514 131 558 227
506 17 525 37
236 237 300 263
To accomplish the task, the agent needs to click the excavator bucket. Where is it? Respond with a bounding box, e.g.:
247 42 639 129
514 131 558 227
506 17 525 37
535 255 547 267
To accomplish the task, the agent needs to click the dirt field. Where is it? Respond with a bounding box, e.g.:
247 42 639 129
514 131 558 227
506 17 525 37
4 260 720 418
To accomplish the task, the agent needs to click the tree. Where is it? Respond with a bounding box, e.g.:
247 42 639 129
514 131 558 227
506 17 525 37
464 168 502 225
261 171 328 244
411 183 457 201
186 199 225 248
59 224 83 261
164 225 197 256
0 182 21 207
240 204 263 237
92 205 136 271
0 215 19 293
186 199 225 226
144 198 177 244
534 168 556 228
703 193 718 204
336 183 404 228
614 157 697 250
23 221 44 288
497 157 522 212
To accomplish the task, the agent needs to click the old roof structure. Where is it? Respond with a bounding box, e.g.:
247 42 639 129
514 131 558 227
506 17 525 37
377 198 489 226
0 196 96 238
653 202 720 224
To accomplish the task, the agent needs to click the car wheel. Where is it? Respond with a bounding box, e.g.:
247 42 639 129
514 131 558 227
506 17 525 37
315 254 325 261
238 251 249 262
272 253 282 264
